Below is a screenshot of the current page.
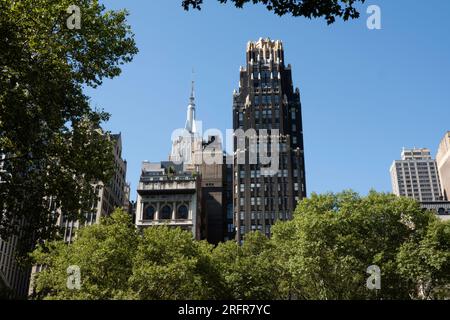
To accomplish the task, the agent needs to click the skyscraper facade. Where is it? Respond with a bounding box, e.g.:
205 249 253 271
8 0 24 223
0 222 30 298
0 153 31 298
232 38 306 241
200 136 234 244
390 148 442 202
436 131 450 201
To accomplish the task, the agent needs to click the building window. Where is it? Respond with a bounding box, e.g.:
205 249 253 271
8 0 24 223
177 205 189 219
160 205 172 220
274 95 280 104
144 205 155 220
227 204 233 219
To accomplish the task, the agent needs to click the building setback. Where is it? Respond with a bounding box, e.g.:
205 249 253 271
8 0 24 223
436 131 450 201
232 38 307 241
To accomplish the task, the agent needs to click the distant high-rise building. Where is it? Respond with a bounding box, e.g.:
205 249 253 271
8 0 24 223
138 82 235 242
232 38 307 241
137 84 204 239
390 148 442 202
169 81 203 173
436 131 450 201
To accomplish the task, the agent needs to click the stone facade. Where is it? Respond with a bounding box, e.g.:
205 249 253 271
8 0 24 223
135 161 202 239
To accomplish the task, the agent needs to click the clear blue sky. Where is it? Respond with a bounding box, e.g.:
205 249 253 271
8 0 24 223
87 0 450 201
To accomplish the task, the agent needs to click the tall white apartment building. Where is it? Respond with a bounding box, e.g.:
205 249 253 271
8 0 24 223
390 148 442 202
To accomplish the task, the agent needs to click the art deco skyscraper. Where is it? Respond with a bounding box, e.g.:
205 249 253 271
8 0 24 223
232 38 306 241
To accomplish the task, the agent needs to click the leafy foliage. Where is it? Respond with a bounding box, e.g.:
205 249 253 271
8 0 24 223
31 209 138 299
272 191 436 299
211 231 280 299
129 226 225 300
0 0 138 254
397 220 450 299
182 0 366 24
30 193 450 300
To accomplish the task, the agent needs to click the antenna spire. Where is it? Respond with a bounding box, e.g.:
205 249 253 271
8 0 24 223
185 73 196 134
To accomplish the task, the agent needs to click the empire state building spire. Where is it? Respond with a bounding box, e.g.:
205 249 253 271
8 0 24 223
185 80 197 134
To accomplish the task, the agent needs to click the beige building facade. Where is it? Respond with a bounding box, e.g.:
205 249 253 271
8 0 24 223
436 131 450 201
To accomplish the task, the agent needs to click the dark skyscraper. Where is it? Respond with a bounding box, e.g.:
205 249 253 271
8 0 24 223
232 38 306 241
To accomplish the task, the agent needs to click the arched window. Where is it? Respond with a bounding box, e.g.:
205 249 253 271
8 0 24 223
177 205 189 220
144 206 155 220
160 205 172 220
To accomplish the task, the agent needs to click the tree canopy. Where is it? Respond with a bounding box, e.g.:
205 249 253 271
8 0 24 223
29 192 450 300
0 0 138 254
182 0 366 24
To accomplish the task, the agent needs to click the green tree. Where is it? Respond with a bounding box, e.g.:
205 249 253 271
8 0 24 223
30 209 138 300
211 231 280 299
30 191 450 300
182 0 366 24
397 220 450 299
129 226 225 300
0 0 138 253
271 191 437 299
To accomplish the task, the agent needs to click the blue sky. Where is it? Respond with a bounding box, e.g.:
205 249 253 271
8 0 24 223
87 0 450 201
